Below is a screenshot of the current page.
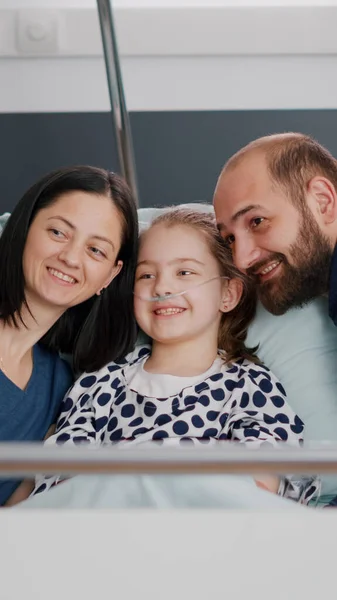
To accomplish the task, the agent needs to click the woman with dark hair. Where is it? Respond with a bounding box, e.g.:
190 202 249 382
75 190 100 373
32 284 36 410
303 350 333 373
0 165 138 505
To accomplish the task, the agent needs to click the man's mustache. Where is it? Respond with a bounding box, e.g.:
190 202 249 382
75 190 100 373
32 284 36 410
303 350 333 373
246 253 286 278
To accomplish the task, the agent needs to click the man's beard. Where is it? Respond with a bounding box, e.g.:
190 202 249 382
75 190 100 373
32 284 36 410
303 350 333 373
247 212 333 315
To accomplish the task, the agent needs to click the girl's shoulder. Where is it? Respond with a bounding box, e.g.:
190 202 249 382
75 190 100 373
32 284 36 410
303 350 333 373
74 344 152 386
219 356 279 383
114 344 152 368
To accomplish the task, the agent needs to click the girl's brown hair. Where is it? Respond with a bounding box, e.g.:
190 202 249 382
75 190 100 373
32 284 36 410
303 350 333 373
145 208 258 363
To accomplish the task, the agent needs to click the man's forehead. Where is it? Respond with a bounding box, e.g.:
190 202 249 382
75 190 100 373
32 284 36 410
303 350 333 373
220 152 268 189
215 154 271 207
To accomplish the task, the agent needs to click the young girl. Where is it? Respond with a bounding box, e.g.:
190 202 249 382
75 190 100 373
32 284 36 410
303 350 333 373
31 209 318 505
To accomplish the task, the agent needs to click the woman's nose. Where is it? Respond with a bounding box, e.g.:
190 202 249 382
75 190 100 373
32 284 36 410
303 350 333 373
58 242 82 268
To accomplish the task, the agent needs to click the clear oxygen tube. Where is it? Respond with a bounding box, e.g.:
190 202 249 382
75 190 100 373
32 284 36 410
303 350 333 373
134 275 230 303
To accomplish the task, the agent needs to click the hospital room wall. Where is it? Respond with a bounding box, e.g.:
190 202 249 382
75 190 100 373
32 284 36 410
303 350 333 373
0 1 337 210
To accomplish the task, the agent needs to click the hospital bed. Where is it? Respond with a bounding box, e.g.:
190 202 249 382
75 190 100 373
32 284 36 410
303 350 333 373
1 2 337 598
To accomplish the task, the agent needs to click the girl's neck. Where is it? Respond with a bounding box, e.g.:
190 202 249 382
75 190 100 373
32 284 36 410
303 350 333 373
0 298 64 363
144 336 219 377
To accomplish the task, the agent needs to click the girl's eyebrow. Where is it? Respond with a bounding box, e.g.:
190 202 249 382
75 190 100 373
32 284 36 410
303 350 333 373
137 258 205 267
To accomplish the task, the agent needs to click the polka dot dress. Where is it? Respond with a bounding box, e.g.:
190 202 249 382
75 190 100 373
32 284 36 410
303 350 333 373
32 345 319 503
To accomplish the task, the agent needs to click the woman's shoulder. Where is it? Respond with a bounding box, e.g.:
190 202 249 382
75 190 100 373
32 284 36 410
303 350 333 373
35 344 74 387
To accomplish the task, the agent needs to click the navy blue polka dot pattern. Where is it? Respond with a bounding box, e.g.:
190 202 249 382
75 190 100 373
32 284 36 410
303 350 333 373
204 427 218 437
198 395 210 407
121 404 136 418
239 392 249 409
211 388 225 401
107 416 118 432
184 395 197 406
291 415 304 435
62 397 73 412
271 395 285 408
173 421 189 435
274 427 288 441
191 415 204 428
252 391 267 408
259 378 273 393
152 430 169 440
129 417 144 427
144 401 157 417
206 410 220 421
109 428 123 441
36 344 305 497
80 375 97 388
97 393 112 407
155 414 172 427
276 382 286 395
210 373 223 382
95 416 108 432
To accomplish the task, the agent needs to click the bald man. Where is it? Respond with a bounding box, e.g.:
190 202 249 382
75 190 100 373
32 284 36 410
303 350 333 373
213 133 337 322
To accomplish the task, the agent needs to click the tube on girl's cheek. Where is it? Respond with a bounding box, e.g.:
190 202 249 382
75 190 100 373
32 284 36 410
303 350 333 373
134 275 230 302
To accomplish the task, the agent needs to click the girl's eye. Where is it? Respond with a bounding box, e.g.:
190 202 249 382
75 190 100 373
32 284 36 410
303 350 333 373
138 273 154 280
251 217 265 228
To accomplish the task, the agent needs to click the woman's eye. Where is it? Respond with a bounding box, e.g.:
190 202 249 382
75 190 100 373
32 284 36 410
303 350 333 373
251 217 265 228
49 228 65 238
138 273 154 280
89 247 106 258
178 270 194 276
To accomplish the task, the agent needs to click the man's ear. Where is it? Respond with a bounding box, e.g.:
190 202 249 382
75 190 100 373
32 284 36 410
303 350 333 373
96 260 123 296
220 278 243 313
308 176 337 225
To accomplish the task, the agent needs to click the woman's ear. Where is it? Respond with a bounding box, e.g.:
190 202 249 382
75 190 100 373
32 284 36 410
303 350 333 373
220 277 243 313
96 260 123 296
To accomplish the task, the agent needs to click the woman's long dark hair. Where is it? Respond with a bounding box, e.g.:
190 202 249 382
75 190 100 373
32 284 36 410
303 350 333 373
0 165 139 373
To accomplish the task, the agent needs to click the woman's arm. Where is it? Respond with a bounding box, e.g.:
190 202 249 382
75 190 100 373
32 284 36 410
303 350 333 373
4 423 59 506
4 480 35 506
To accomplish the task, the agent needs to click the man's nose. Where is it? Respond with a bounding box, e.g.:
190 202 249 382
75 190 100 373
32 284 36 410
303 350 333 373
233 237 261 272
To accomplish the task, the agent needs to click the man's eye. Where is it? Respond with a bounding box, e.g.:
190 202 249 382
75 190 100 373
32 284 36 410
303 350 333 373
251 217 265 228
224 234 235 248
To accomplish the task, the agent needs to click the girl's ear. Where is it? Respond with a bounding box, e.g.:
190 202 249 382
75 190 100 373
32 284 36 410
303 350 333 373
220 278 243 313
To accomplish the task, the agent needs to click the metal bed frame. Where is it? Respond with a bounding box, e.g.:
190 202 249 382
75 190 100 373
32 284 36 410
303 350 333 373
1 443 337 476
